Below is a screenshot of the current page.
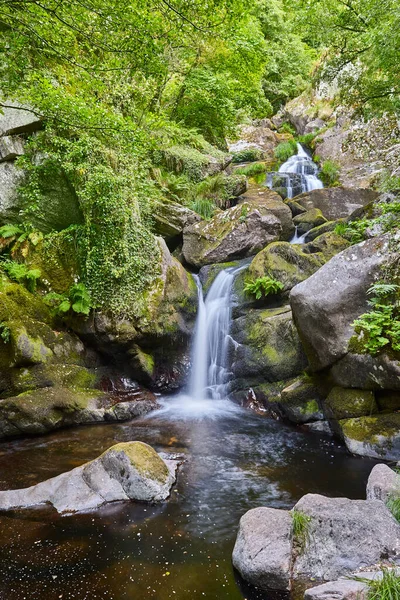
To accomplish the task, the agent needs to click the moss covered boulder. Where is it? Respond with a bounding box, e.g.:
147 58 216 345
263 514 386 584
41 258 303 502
294 188 379 221
304 220 345 242
303 232 350 260
161 144 231 182
278 375 324 424
0 441 178 513
230 306 308 382
324 387 378 420
338 413 400 460
293 208 327 235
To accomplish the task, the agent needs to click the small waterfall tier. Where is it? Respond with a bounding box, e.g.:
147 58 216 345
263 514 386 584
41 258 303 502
190 266 244 401
266 143 323 199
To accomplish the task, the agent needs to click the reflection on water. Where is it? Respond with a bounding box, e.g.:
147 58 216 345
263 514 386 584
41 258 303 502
0 397 379 599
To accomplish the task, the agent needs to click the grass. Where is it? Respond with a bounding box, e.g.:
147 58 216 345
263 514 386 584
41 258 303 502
291 509 311 551
231 148 263 163
319 159 340 186
274 140 297 162
386 496 400 523
189 197 216 220
235 162 267 177
362 568 400 600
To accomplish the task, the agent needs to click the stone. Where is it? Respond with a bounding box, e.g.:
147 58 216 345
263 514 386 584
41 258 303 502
0 441 177 513
290 235 390 371
285 199 308 217
330 352 400 391
230 306 308 383
229 122 279 159
324 387 378 420
0 161 25 221
182 201 282 267
338 413 400 461
0 136 24 162
0 101 43 136
161 144 231 182
303 232 350 260
293 208 327 235
249 241 324 292
304 220 344 242
293 494 400 581
303 421 332 435
367 464 400 503
278 375 324 424
240 185 295 240
153 199 200 240
303 118 326 135
232 507 293 591
294 188 379 221
304 579 368 600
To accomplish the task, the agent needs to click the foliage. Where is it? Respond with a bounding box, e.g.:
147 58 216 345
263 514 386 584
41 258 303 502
291 509 311 551
279 123 296 135
365 568 400 600
189 198 216 220
378 172 400 194
244 276 284 299
274 140 298 162
232 148 264 164
44 283 93 317
319 160 340 187
1 260 41 292
0 322 11 344
387 495 400 523
352 282 400 355
235 163 267 177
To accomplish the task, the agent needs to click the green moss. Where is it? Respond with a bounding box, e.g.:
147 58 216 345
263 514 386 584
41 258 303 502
302 399 319 415
339 413 400 444
109 441 169 484
162 145 227 182
324 387 377 420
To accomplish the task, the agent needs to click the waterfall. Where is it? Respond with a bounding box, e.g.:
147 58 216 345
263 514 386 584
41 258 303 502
267 143 323 199
189 266 243 401
290 226 307 245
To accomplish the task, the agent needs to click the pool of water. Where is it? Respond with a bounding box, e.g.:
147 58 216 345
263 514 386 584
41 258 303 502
0 397 379 599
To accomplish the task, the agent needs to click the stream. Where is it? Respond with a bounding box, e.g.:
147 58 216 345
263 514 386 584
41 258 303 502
0 263 379 600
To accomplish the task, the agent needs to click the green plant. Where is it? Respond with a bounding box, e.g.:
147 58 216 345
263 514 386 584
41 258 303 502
43 282 93 317
291 509 311 550
364 567 400 600
239 205 249 223
189 198 216 220
319 160 340 186
0 224 43 250
1 260 41 292
231 148 263 163
378 171 400 193
244 276 284 299
0 322 11 344
387 496 400 523
274 140 298 162
279 122 296 135
235 162 267 177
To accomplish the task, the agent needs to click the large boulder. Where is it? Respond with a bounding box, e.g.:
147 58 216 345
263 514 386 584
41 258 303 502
337 414 400 461
239 185 295 240
290 235 390 371
367 464 400 502
0 101 43 136
232 507 293 591
182 201 282 268
294 188 379 221
230 306 308 383
0 441 177 513
293 494 400 581
293 208 327 235
152 199 200 241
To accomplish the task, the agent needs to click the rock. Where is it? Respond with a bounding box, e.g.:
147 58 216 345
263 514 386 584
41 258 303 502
249 242 324 292
240 185 295 240
285 199 308 217
303 420 332 435
161 144 231 182
232 507 293 591
229 122 279 159
303 118 326 135
290 235 390 371
324 388 378 420
230 306 308 383
304 220 344 242
338 413 400 461
0 161 25 222
304 579 368 600
182 201 282 267
294 188 379 221
303 232 350 260
278 375 324 424
0 101 43 136
153 199 200 241
293 208 327 235
0 136 24 162
199 260 241 294
293 494 400 581
0 441 177 513
367 464 400 503
330 352 400 391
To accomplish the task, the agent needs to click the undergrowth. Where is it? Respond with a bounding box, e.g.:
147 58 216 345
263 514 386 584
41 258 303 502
244 276 284 299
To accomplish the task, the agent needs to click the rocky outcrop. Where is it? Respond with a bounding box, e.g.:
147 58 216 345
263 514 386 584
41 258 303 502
367 464 400 502
293 188 378 221
0 441 177 513
232 507 293 591
161 144 231 181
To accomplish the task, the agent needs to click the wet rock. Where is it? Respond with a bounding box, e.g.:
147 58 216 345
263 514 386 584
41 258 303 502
293 208 327 235
338 413 400 461
303 420 332 435
290 235 390 371
182 201 282 268
0 441 177 513
294 188 378 221
323 387 378 420
230 306 308 383
232 507 293 591
367 464 400 503
293 494 400 581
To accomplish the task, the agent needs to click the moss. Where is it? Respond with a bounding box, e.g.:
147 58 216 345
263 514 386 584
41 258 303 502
324 387 378 420
201 261 238 294
0 277 52 325
293 208 327 234
339 413 400 444
8 320 53 367
302 399 320 415
109 441 169 484
162 145 227 182
303 232 350 260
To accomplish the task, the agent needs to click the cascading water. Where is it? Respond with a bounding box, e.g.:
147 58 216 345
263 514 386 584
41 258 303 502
266 143 324 199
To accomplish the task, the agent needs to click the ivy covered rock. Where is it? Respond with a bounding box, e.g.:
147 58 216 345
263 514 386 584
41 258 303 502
292 208 327 235
160 144 231 182
230 306 308 383
182 200 282 268
0 441 177 513
337 413 400 460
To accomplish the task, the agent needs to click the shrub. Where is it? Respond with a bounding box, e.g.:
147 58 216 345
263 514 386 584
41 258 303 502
235 162 267 177
387 496 400 523
231 148 263 163
319 160 340 186
244 276 284 299
279 122 296 135
0 322 11 344
378 170 400 193
274 140 298 162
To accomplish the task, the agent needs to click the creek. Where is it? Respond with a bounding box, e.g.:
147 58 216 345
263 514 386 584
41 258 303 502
0 268 379 600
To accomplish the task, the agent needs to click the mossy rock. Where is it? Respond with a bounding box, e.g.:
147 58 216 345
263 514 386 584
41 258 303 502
324 387 378 420
199 260 242 295
293 208 327 235
0 277 52 325
160 144 230 182
304 219 345 242
6 364 98 397
338 413 400 460
106 441 170 485
303 232 350 261
248 241 324 292
8 319 53 367
284 199 308 217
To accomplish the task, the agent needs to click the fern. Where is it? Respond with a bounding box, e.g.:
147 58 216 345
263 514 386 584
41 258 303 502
244 276 284 299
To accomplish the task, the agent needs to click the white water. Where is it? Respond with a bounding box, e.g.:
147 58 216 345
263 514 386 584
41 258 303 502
268 143 324 199
290 226 307 245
